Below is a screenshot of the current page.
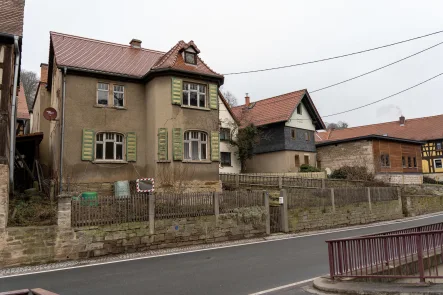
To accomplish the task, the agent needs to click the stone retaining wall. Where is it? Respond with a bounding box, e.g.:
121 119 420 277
401 184 443 217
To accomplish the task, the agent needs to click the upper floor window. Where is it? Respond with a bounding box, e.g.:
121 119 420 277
297 104 302 115
380 154 390 167
220 128 231 141
184 131 207 161
96 132 124 161
408 156 412 168
183 82 206 108
97 83 109 105
437 142 442 150
291 129 296 139
184 52 197 65
435 159 443 169
113 85 124 107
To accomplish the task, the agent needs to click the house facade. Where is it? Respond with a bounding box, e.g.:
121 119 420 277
0 0 25 220
219 92 241 174
231 90 325 173
316 115 443 181
316 135 423 184
33 32 224 192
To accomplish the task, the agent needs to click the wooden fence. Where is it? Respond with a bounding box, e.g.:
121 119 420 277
71 191 265 227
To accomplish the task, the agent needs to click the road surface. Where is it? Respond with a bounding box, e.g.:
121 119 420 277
1 214 443 295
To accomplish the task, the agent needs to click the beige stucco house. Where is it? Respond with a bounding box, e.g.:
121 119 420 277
32 32 224 193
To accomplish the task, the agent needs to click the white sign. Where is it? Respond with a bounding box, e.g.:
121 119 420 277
279 197 284 204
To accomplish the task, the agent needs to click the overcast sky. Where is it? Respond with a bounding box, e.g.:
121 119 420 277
21 0 443 127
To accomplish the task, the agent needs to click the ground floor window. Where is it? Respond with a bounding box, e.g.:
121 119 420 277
435 159 443 169
380 154 390 167
96 132 124 160
220 152 231 166
413 157 417 168
184 131 207 161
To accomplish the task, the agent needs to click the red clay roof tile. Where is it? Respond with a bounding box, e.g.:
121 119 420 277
17 83 29 120
0 0 25 36
316 114 443 143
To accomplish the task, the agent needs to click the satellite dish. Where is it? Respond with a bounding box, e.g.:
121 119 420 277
43 107 58 121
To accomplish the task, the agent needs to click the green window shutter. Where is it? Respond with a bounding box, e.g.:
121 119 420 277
171 77 183 105
209 84 218 110
157 128 168 161
210 131 220 161
172 128 183 161
81 129 94 161
126 132 137 162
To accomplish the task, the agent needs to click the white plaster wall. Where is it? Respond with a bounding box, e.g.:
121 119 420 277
285 102 315 130
219 96 241 173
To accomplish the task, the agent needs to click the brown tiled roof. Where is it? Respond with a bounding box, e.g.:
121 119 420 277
17 83 29 120
316 114 443 143
231 89 325 129
50 32 223 79
0 0 25 36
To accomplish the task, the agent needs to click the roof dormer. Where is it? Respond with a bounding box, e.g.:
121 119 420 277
182 41 200 65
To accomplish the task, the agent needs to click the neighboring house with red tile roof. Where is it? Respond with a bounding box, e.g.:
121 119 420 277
314 115 443 184
33 32 224 191
0 0 25 202
16 83 30 135
231 90 325 173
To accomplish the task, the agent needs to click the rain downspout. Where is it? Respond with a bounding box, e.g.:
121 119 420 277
59 67 67 193
9 36 20 192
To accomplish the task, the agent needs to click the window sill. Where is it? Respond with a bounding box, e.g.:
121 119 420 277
180 105 211 111
93 104 127 110
157 160 171 163
182 160 213 164
221 165 233 167
93 160 128 164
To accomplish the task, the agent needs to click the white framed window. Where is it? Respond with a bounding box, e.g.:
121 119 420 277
184 131 207 161
220 128 231 141
95 132 124 161
113 85 124 107
434 159 443 169
182 82 206 108
437 142 442 150
97 83 109 105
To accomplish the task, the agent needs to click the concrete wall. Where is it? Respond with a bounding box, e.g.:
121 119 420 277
0 207 266 268
245 150 317 173
219 95 241 174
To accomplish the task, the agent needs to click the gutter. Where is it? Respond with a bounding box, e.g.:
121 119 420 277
8 36 20 192
59 67 67 193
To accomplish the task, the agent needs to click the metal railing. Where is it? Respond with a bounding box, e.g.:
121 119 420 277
327 222 443 282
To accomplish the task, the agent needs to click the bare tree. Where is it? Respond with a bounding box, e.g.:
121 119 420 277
222 90 238 107
325 121 348 130
20 69 39 109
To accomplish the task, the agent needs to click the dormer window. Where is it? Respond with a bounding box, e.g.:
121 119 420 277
184 51 197 65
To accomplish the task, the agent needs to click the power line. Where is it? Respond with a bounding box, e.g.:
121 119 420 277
223 30 443 75
310 41 443 93
323 72 443 118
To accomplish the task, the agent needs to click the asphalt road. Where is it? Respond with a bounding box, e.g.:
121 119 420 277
2 214 443 295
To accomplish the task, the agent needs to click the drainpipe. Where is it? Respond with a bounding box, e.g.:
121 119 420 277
9 36 20 192
59 67 67 193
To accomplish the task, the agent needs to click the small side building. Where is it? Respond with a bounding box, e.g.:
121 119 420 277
219 92 241 174
316 134 424 184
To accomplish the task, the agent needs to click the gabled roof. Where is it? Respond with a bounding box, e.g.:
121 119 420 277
316 114 443 144
218 90 239 125
0 0 25 37
17 83 29 120
231 89 325 129
48 32 223 81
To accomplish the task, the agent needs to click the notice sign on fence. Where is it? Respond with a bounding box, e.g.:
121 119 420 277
136 178 155 193
279 197 284 204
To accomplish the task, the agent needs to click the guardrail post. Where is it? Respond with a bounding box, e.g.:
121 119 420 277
416 233 425 283
367 187 372 213
213 192 219 223
149 193 155 235
235 174 240 188
328 242 335 280
278 176 283 189
330 188 335 213
280 189 288 233
263 191 270 235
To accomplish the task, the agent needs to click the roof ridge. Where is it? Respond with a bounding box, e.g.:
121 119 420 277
233 89 306 109
152 41 184 69
50 31 165 55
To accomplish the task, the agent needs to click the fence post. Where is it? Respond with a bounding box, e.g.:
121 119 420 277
263 191 270 235
235 174 240 188
330 188 335 213
149 193 155 235
321 178 326 189
367 187 372 213
57 193 72 229
213 192 219 223
280 189 289 233
416 234 425 283
278 176 283 189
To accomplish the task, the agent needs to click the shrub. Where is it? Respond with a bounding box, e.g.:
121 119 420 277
330 166 374 181
299 164 321 172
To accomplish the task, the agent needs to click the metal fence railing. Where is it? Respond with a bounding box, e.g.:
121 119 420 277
327 222 443 282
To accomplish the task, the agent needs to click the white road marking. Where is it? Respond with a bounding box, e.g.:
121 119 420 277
249 276 322 295
1 212 443 279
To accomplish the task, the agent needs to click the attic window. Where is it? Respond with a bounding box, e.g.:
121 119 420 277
184 51 197 65
297 104 302 115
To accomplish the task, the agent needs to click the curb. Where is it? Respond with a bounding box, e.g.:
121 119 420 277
313 277 443 295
